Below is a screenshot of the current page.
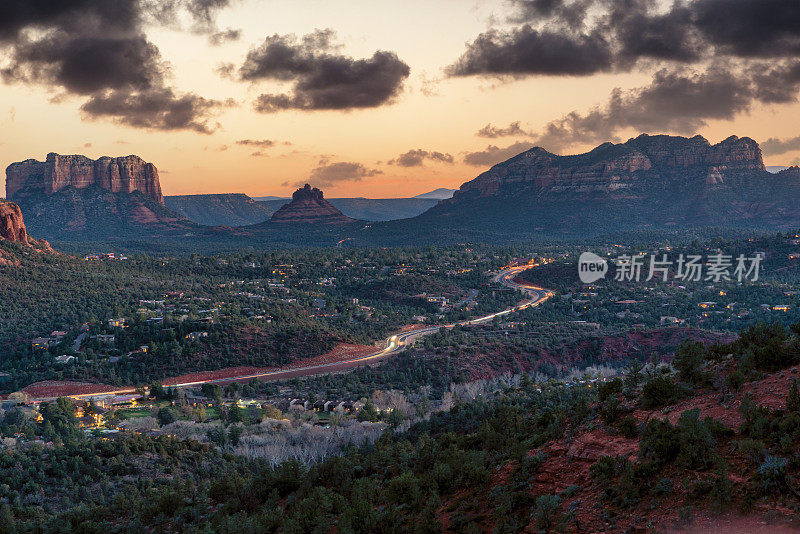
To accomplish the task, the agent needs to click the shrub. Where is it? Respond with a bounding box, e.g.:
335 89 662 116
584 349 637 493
598 378 623 403
756 455 789 495
617 415 638 438
156 407 178 426
532 494 561 530
639 419 680 466
652 477 672 496
675 408 718 470
673 340 709 384
641 375 685 409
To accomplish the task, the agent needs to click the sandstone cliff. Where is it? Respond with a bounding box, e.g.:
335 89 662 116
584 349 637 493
410 133 800 237
6 153 164 205
269 184 355 225
0 200 28 244
451 134 766 201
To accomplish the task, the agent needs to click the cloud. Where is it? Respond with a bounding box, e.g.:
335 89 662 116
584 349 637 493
509 0 593 28
389 149 454 167
209 28 241 46
690 0 800 58
80 88 222 133
1 34 165 94
761 136 800 156
236 139 275 148
451 0 800 79
303 161 383 187
183 0 235 33
608 1 703 65
0 0 229 133
237 29 410 112
446 25 612 77
476 121 531 138
525 62 800 151
463 141 536 166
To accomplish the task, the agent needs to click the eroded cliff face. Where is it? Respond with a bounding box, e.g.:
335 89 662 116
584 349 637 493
452 134 766 201
6 153 164 205
0 200 29 244
270 184 355 225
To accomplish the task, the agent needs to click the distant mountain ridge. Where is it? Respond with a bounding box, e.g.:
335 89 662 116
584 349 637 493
409 134 800 236
165 193 274 227
413 188 456 199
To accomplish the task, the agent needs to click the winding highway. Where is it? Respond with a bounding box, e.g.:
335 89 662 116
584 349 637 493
59 265 553 401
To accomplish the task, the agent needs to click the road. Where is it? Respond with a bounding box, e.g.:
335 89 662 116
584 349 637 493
62 265 553 401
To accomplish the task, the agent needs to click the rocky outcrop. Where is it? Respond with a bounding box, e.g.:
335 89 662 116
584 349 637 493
451 134 766 201
269 184 355 225
0 200 28 244
6 153 164 205
412 133 800 237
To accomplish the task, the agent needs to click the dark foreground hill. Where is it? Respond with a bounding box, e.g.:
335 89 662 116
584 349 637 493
3 321 800 531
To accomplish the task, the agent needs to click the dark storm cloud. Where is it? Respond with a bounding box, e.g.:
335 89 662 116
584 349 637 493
1 34 164 94
463 141 535 166
762 136 800 156
0 0 138 42
608 0 703 65
453 0 800 150
446 25 612 77
529 65 784 151
509 0 593 28
0 0 231 133
80 88 221 133
476 121 531 138
451 0 800 79
304 161 382 187
691 0 800 58
237 29 410 112
388 149 454 167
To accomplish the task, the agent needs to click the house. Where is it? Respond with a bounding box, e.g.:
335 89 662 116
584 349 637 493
660 316 684 325
289 399 311 410
773 304 792 312
55 355 76 364
183 394 212 408
108 318 126 328
427 296 448 306
50 331 68 340
313 400 327 412
698 302 717 309
185 331 209 342
31 337 54 350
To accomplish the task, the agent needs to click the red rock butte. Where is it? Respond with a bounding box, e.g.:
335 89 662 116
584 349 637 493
0 200 28 244
269 184 355 225
6 152 164 205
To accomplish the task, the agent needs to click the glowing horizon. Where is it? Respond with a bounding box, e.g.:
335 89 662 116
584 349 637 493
2 0 800 199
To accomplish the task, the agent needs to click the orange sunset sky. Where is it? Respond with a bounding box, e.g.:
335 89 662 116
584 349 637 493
2 0 800 198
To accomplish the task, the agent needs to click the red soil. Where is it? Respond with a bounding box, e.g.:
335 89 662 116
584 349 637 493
21 380 125 399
